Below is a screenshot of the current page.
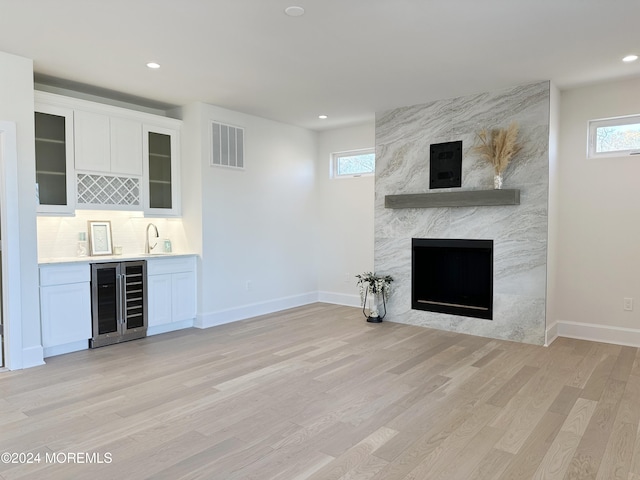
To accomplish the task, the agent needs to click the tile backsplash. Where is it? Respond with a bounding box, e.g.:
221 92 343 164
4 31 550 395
37 210 191 260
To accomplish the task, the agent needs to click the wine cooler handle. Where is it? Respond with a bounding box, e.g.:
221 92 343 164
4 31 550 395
121 273 127 325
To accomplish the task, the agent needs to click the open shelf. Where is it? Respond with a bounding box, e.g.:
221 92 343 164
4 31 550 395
385 189 520 209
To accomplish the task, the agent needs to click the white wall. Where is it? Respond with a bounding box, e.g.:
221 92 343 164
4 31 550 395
181 102 320 327
555 76 640 345
177 103 205 315
316 123 375 306
545 82 561 345
0 51 41 368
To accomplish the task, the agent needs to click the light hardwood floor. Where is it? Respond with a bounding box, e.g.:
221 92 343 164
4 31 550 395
1 303 639 480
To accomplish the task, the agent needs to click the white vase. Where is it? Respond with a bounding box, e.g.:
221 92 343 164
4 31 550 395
494 173 503 190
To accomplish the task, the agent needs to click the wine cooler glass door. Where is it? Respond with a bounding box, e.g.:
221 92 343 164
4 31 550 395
123 262 146 331
92 264 121 337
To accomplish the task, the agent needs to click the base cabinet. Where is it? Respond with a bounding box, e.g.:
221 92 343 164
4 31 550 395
147 257 196 328
148 274 173 326
39 264 92 356
39 255 196 357
172 272 197 321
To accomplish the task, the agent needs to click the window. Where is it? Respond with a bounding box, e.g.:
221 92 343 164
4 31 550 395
588 115 640 158
331 148 375 177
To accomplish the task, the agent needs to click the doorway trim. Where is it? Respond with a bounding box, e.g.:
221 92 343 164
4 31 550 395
0 122 23 370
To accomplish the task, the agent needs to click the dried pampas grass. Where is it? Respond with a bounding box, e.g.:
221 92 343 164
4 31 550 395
473 122 523 175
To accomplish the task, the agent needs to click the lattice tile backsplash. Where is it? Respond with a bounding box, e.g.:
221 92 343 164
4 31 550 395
77 174 140 206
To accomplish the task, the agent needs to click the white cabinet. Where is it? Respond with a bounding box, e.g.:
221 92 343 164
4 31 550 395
143 125 181 216
147 256 196 329
147 274 172 326
74 110 111 173
172 271 196 321
34 103 75 215
34 91 181 215
111 117 143 176
39 263 92 356
74 111 143 175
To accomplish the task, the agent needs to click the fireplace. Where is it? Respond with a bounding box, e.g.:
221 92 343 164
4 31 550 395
412 238 493 320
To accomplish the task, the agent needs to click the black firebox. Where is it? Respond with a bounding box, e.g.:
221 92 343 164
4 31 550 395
412 238 493 320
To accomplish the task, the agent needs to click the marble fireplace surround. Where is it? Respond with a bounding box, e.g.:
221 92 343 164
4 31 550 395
374 81 550 345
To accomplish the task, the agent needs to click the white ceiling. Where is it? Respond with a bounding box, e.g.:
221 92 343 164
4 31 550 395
1 0 639 130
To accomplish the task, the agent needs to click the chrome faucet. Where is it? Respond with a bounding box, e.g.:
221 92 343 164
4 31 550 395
145 223 159 254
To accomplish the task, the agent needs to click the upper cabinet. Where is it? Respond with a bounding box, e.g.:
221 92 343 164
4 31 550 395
34 91 182 216
111 117 143 176
73 110 110 173
143 125 180 216
74 111 143 176
34 103 75 215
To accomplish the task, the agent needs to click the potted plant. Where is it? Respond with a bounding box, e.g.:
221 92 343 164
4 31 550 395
356 272 394 323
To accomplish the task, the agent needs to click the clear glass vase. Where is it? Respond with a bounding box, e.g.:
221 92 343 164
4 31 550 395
494 172 503 190
368 291 380 318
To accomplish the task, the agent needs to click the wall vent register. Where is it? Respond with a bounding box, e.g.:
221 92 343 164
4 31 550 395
211 121 244 169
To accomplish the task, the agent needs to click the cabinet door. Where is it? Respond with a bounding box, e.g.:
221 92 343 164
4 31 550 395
92 264 121 336
172 271 196 322
40 283 92 348
110 117 143 176
74 110 111 173
148 274 172 327
34 105 75 214
143 125 181 216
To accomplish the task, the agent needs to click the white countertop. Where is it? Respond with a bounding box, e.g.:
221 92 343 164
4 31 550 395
38 252 198 266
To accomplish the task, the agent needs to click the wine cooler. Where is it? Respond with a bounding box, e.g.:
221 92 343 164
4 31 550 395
90 261 147 348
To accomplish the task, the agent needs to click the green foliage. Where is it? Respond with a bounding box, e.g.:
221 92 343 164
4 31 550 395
356 272 394 306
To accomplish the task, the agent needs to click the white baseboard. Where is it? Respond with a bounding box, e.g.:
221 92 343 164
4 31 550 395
44 340 88 359
195 291 319 329
25 292 359 366
545 321 558 346
22 345 45 369
148 319 194 336
317 291 361 308
41 321 197 359
557 320 640 348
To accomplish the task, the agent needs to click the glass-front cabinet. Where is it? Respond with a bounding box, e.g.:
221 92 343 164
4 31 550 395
143 125 180 216
34 91 182 217
34 104 75 214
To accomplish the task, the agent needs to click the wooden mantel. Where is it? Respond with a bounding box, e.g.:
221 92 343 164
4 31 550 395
384 189 520 209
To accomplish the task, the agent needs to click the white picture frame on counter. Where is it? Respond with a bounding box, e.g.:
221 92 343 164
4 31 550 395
88 220 113 256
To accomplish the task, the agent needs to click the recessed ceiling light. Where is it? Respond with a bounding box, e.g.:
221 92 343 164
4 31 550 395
622 54 638 63
318 115 328 119
284 6 305 17
146 62 161 69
